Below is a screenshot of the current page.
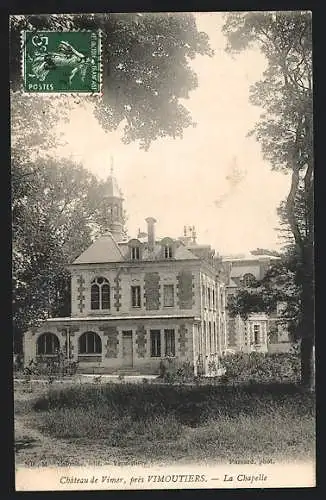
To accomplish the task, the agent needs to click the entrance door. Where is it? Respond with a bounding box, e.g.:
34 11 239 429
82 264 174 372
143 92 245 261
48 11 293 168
122 331 133 367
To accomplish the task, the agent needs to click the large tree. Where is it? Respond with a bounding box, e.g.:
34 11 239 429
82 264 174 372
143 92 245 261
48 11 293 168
12 157 112 352
222 11 314 388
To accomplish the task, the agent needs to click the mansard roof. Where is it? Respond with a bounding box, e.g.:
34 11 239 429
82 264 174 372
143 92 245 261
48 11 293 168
118 239 199 261
72 232 124 264
71 234 200 265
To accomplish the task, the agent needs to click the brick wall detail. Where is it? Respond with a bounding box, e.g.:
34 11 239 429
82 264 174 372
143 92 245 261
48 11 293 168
144 272 160 310
76 275 86 313
178 324 188 357
136 325 147 358
177 270 194 309
114 271 122 311
100 326 119 358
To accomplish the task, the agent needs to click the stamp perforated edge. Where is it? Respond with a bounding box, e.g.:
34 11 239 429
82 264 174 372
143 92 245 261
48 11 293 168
20 29 103 96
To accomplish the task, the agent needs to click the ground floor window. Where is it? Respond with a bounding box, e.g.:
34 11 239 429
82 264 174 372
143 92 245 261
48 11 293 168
150 330 161 357
209 322 212 352
79 331 102 354
253 324 261 344
37 333 59 355
164 329 175 356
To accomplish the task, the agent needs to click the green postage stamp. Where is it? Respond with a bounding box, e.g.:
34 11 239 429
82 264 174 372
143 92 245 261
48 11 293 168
22 30 102 93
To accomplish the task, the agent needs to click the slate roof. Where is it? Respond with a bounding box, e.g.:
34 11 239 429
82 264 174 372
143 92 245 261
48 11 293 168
72 234 200 265
73 232 124 264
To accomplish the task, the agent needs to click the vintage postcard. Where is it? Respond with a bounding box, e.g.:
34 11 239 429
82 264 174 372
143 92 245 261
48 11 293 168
11 12 315 491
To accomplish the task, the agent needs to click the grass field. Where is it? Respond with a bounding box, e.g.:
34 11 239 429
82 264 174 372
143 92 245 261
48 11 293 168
14 381 315 467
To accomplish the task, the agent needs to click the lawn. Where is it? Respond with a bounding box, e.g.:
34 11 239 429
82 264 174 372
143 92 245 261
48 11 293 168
14 381 315 467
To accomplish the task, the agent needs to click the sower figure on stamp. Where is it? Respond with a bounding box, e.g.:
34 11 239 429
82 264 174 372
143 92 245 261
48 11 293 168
28 40 91 85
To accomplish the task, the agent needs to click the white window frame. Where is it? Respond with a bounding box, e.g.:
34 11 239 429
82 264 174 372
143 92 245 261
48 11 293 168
131 246 140 260
164 245 173 259
131 285 141 308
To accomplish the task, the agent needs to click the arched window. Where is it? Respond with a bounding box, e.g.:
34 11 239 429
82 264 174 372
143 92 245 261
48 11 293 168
79 332 102 354
242 273 256 287
91 277 110 310
37 333 59 356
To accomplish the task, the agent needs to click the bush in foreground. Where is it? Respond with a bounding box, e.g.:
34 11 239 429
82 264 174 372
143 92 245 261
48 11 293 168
220 352 300 384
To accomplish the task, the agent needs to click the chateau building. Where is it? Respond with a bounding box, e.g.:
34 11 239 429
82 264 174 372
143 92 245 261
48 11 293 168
221 255 291 353
23 170 227 375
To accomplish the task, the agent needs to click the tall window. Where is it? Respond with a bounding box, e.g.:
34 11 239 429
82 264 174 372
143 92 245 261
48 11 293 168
131 285 141 307
164 245 173 259
202 285 206 307
37 333 59 355
164 329 175 356
213 322 217 351
208 288 211 309
212 289 215 309
79 332 102 354
253 324 261 345
209 322 212 352
131 246 140 260
150 330 161 357
163 284 174 307
91 277 110 310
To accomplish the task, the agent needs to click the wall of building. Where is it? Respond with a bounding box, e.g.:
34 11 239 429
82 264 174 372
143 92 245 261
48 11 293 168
24 257 226 376
223 257 291 353
23 318 198 375
196 272 227 373
225 312 269 353
71 262 201 318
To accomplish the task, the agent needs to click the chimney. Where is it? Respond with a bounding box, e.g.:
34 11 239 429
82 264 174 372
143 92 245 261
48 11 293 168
145 217 157 251
192 226 197 244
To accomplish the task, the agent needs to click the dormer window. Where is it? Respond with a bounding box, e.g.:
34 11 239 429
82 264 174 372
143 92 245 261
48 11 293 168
164 245 173 259
128 239 142 261
160 237 175 260
131 246 140 260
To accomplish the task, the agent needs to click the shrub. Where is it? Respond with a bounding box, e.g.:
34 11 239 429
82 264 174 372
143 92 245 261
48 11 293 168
220 352 300 384
23 353 79 378
159 359 195 383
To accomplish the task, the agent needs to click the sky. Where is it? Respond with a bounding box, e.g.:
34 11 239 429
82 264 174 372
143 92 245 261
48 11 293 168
52 12 290 256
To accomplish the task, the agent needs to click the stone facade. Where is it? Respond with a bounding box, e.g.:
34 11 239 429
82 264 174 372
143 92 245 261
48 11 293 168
176 270 194 309
222 255 291 353
144 272 160 310
23 230 226 375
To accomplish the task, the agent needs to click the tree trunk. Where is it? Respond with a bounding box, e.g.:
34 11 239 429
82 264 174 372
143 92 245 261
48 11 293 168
299 241 314 390
300 336 315 390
